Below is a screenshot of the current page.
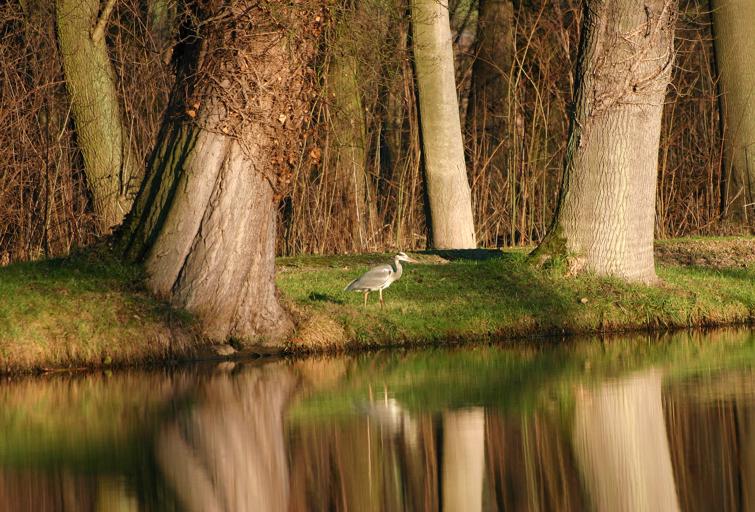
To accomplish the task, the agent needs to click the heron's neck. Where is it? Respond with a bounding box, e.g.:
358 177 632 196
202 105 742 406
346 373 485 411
393 257 403 279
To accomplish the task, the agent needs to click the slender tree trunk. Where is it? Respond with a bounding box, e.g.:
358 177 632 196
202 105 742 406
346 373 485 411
329 2 376 251
147 0 175 57
467 0 515 183
442 409 485 512
120 1 320 344
711 0 755 231
56 0 139 234
534 0 676 283
573 371 680 512
412 0 476 249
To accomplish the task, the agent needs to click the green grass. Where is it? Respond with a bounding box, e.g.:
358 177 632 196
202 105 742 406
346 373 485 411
278 243 755 350
0 238 752 372
0 249 198 373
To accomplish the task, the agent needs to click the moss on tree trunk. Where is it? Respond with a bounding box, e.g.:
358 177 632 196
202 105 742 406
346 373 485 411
534 0 677 283
120 1 323 345
56 0 139 234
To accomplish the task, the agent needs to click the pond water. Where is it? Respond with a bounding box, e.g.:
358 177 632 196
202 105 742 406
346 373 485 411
2 329 755 511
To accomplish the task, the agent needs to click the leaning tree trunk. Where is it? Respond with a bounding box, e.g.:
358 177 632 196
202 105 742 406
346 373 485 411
412 0 476 249
56 0 139 234
120 1 321 344
534 0 676 283
711 0 755 231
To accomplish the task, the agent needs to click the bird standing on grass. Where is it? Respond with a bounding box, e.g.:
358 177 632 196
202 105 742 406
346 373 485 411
344 252 417 308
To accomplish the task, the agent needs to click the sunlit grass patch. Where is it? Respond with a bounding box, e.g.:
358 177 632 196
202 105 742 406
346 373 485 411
277 241 755 350
0 251 199 373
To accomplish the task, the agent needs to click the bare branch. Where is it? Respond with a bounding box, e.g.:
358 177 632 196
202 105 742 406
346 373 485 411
91 0 118 43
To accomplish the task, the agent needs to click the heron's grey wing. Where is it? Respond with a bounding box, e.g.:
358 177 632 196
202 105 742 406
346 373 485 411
344 264 392 291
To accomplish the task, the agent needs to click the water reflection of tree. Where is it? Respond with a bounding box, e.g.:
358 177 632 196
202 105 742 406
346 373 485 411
666 372 755 512
289 404 585 511
288 400 439 511
485 413 585 511
573 370 680 512
155 364 295 512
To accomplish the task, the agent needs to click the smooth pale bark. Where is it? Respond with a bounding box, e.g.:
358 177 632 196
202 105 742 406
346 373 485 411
442 408 485 512
119 2 319 344
56 0 138 234
711 0 755 230
467 0 515 178
329 5 376 250
156 365 295 512
573 370 680 512
535 0 676 283
412 0 476 249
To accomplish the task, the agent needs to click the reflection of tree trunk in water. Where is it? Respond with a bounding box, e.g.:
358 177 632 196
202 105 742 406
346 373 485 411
738 406 755 511
442 408 486 512
0 471 97 511
573 370 679 512
485 413 586 511
155 365 295 512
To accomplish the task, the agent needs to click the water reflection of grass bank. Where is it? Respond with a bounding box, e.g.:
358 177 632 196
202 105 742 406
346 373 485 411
0 237 753 373
289 328 755 421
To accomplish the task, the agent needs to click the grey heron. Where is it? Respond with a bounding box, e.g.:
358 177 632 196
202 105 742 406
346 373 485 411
344 252 417 308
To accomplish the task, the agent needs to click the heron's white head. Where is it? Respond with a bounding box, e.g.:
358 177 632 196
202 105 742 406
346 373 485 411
395 251 417 263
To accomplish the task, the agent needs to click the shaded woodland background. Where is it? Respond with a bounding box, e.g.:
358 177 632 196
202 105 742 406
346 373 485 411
0 0 738 263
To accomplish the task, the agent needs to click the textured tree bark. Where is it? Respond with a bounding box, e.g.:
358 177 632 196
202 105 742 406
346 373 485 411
412 0 476 249
467 0 515 181
56 0 139 234
573 371 680 512
711 0 755 231
534 0 676 283
120 1 321 344
328 3 376 251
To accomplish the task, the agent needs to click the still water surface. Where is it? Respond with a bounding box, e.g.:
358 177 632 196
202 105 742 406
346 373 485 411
2 329 755 511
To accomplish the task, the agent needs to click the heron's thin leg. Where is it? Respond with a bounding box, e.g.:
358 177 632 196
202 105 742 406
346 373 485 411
379 288 384 309
363 291 368 307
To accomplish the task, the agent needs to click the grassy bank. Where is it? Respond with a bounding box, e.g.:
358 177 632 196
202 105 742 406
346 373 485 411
280 238 755 350
0 251 200 373
0 238 753 372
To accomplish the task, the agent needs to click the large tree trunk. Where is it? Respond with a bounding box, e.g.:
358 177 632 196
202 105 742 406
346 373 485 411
56 0 139 234
534 0 676 283
573 371 680 512
711 0 755 231
120 1 320 344
412 0 476 249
